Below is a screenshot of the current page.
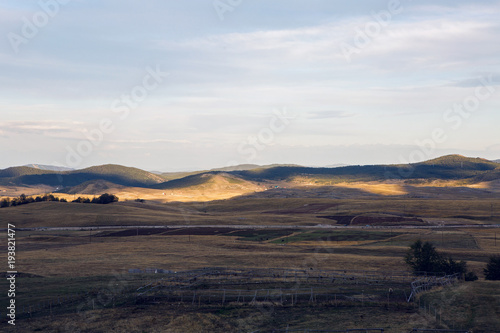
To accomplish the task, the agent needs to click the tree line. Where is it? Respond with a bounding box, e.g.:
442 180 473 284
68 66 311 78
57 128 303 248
0 193 119 208
405 239 500 281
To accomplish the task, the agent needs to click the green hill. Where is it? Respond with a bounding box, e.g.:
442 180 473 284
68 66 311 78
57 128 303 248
159 164 302 181
419 155 497 169
472 168 500 182
0 164 164 188
152 172 252 190
229 155 500 183
1 155 498 190
0 166 56 178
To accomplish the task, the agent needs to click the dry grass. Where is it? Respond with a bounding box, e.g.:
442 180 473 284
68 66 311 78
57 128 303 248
420 281 500 332
333 182 409 196
2 186 500 332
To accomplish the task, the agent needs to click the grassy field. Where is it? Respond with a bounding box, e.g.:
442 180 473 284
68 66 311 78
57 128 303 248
1 183 500 332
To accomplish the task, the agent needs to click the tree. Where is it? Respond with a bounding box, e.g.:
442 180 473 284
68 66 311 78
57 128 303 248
484 256 500 280
405 240 443 274
441 256 467 275
0 198 10 208
405 240 468 276
92 193 119 204
72 197 91 203
465 271 478 281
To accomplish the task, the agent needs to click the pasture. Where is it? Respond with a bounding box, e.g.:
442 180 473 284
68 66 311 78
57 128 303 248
1 192 499 332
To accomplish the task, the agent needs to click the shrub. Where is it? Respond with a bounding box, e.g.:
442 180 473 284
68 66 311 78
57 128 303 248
405 240 468 276
92 193 119 204
484 256 500 280
72 197 91 203
465 271 478 281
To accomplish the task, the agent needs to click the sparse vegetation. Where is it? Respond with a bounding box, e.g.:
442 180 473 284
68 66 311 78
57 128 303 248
0 193 62 208
72 193 119 204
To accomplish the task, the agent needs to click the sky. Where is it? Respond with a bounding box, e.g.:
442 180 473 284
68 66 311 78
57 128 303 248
1 0 499 171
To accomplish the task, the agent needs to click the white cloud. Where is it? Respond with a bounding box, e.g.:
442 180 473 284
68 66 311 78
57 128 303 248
0 120 85 138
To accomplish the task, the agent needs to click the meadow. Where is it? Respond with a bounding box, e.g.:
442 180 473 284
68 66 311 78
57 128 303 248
1 183 500 332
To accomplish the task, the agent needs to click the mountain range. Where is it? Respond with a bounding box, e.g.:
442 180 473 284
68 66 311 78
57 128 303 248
1 155 499 192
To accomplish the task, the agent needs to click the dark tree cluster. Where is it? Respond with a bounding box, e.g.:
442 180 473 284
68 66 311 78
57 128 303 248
72 193 119 204
405 240 477 280
484 256 500 280
0 193 66 208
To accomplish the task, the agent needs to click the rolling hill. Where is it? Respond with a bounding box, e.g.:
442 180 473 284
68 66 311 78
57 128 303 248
58 179 125 195
159 163 302 181
152 172 260 191
0 166 56 178
229 155 499 183
0 164 165 188
1 155 499 193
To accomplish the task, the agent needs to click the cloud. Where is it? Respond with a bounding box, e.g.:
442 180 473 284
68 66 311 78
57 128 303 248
446 74 500 88
306 111 355 119
110 139 190 144
0 120 85 138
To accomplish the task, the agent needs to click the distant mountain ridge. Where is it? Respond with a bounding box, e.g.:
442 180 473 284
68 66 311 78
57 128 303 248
229 155 499 183
0 164 164 188
1 155 499 191
159 163 302 181
152 172 259 191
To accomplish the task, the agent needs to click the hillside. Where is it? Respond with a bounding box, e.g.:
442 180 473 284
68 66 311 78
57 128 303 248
1 155 499 193
472 168 500 182
58 180 125 195
159 164 302 181
419 155 497 169
0 164 165 188
229 155 500 183
493 159 500 164
152 172 261 191
0 166 55 178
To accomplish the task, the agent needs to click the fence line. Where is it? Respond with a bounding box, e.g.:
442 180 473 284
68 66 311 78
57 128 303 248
411 329 469 333
272 329 385 333
136 287 408 307
408 274 460 302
